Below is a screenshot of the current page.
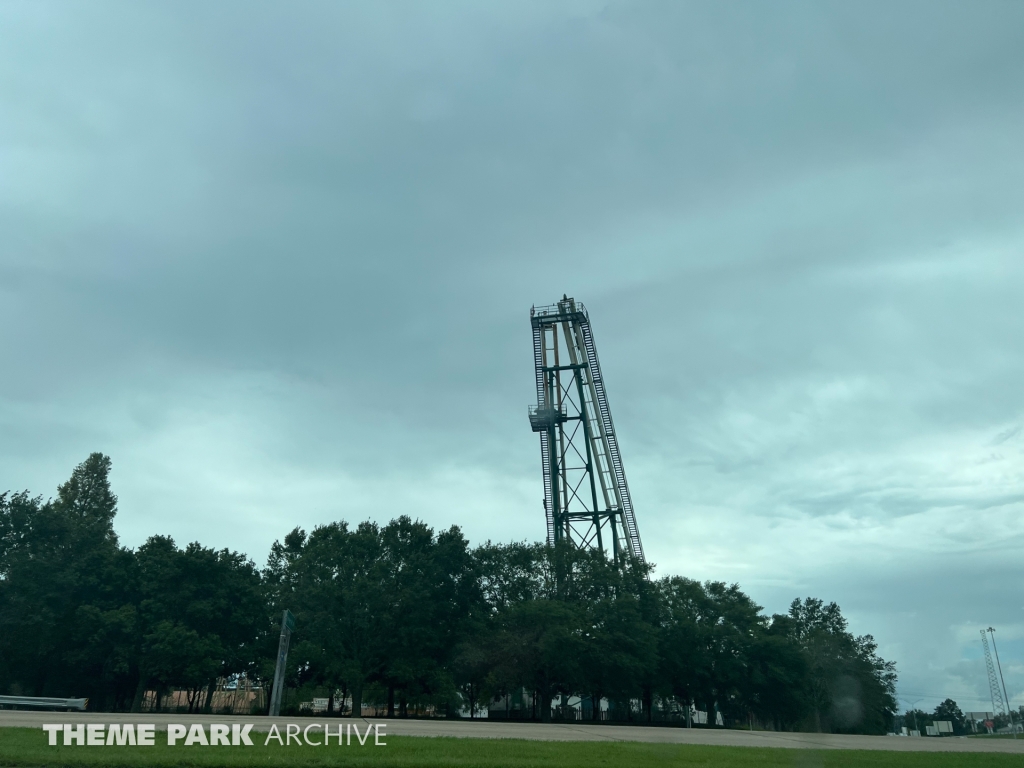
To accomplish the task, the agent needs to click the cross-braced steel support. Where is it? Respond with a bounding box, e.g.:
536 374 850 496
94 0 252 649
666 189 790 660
528 296 644 565
981 629 1007 719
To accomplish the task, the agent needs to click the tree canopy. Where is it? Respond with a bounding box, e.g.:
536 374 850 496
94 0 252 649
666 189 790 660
0 454 898 733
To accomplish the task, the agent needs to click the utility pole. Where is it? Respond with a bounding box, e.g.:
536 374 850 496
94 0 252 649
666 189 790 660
988 627 1016 739
268 610 296 717
900 697 922 734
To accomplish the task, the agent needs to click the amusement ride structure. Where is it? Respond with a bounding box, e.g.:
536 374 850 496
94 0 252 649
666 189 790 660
529 296 644 565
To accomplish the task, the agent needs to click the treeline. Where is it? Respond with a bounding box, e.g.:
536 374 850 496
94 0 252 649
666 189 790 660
0 454 897 733
901 699 974 736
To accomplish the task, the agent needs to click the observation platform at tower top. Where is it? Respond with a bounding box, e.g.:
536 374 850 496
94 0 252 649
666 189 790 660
531 298 588 322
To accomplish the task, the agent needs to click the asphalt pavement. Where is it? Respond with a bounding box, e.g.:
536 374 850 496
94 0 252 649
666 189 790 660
1 711 1022 754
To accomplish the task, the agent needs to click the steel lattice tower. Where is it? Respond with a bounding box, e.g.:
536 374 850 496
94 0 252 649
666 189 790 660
981 629 1007 717
528 296 644 564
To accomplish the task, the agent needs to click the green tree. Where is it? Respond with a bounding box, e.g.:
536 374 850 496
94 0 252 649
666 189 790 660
700 581 766 726
749 614 810 729
656 576 711 719
0 454 136 708
377 517 479 716
265 522 385 718
787 597 897 734
489 597 584 722
902 708 928 733
656 578 767 727
450 636 491 718
465 541 548 715
130 535 264 712
270 516 478 718
569 551 657 721
933 698 967 735
475 541 548 610
3 455 902 730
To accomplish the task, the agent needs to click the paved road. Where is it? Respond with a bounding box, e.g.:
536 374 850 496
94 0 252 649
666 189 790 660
2 711 1022 754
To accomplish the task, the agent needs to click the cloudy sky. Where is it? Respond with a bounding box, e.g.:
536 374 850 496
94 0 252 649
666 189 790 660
2 0 1023 715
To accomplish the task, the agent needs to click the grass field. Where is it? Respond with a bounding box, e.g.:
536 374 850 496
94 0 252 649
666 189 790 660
0 728 1020 768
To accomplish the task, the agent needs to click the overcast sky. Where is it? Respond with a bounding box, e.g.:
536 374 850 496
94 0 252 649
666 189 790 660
2 0 1023 716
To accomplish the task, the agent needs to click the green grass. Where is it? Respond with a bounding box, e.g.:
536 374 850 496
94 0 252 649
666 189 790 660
0 728 1018 768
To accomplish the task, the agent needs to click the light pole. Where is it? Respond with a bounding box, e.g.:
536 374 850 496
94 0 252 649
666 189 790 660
900 697 923 734
988 628 1017 739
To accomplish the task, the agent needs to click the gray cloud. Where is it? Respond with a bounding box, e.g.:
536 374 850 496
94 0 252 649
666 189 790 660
2 0 1023 714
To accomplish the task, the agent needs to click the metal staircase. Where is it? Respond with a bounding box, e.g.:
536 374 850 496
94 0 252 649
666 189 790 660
579 319 644 563
533 325 557 546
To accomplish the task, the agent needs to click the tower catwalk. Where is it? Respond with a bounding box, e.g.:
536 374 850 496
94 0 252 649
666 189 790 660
528 296 644 564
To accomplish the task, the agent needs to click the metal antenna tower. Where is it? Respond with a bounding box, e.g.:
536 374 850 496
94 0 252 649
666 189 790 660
981 629 1007 719
988 627 1017 737
528 296 644 565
